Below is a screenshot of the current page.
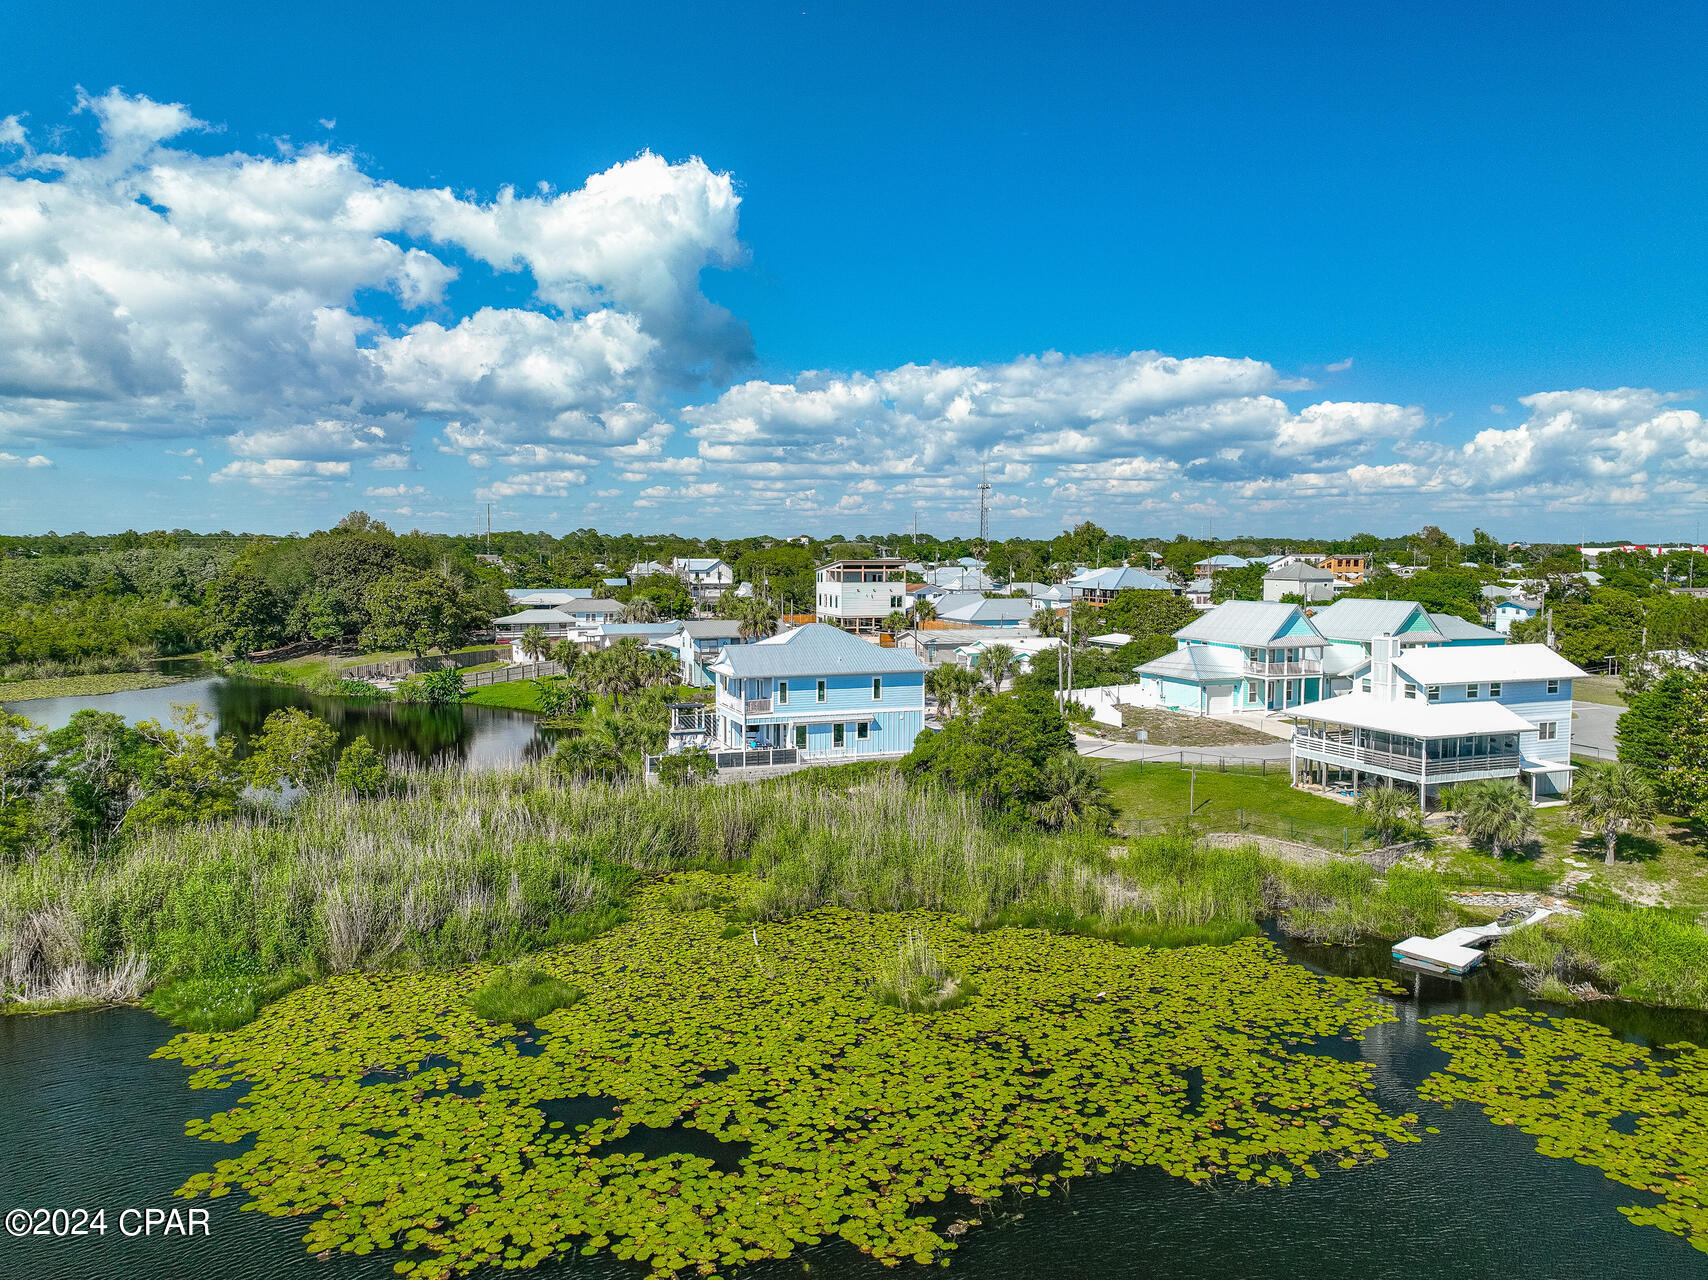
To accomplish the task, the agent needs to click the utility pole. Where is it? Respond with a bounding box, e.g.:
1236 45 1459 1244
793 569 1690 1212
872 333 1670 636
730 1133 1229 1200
485 503 491 552
977 459 991 546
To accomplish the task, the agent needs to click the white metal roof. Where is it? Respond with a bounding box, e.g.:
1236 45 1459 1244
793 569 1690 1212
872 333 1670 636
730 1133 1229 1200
1293 692 1534 736
711 623 926 677
493 607 575 625
1174 600 1319 645
1137 646 1245 681
1392 643 1587 685
1263 561 1335 581
1425 612 1505 643
1309 598 1437 641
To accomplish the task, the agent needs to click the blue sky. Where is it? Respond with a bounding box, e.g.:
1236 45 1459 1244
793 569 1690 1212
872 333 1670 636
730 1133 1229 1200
2 1 1705 541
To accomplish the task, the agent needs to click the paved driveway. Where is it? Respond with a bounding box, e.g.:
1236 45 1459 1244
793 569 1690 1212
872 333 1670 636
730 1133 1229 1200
1570 700 1622 761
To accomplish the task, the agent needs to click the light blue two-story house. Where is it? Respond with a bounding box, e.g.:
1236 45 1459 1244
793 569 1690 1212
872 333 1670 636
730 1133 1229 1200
1134 601 1329 713
707 623 927 760
1291 637 1586 805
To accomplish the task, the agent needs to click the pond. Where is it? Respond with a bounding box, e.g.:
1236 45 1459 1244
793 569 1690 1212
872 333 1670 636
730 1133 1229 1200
2 927 1704 1280
2 671 550 771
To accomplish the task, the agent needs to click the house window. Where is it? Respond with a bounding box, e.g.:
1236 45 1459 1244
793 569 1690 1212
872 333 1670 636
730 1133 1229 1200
817 679 827 702
795 724 806 749
777 681 788 705
856 722 869 741
1489 681 1503 698
1538 721 1557 741
832 723 845 748
1466 683 1480 699
1547 678 1559 694
872 677 882 699
1426 685 1440 702
891 596 903 608
1404 683 1417 700
1360 678 1371 693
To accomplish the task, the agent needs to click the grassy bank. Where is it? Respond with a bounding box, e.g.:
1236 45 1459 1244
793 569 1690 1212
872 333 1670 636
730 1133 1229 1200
5 762 1705 1019
462 679 549 711
230 643 495 697
1495 906 1708 1008
0 670 189 701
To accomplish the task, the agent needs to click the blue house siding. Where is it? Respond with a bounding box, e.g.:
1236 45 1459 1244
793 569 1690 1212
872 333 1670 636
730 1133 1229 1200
715 670 925 757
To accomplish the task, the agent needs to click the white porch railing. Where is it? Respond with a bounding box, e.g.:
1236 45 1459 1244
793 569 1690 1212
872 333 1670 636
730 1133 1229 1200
1292 733 1520 780
1244 658 1322 677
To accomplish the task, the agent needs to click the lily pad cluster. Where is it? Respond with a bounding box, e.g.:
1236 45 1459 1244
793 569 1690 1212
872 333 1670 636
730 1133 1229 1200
158 873 1421 1278
1420 1009 1708 1253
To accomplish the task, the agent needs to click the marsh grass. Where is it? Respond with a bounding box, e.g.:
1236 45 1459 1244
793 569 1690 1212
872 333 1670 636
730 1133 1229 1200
468 965 584 1024
1495 907 1708 1009
871 931 971 1012
146 966 307 1032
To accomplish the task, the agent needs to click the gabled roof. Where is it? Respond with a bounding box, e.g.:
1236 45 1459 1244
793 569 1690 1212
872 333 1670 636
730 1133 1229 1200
594 622 682 638
1067 566 1176 593
1391 643 1587 685
1426 612 1505 643
1137 646 1245 681
1309 597 1438 642
711 623 927 678
494 607 576 625
1173 600 1320 646
505 587 592 603
564 598 625 615
675 557 728 573
935 597 1037 624
1263 561 1335 582
1196 554 1251 569
680 619 746 639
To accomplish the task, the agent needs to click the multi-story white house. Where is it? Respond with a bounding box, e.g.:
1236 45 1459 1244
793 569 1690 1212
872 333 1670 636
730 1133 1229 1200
815 558 911 635
707 623 927 759
1290 637 1585 805
671 557 734 603
1134 601 1329 713
492 598 623 658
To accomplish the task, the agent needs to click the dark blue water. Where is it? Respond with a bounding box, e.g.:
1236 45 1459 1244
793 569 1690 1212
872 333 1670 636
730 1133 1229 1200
3 673 548 771
3 939 1704 1280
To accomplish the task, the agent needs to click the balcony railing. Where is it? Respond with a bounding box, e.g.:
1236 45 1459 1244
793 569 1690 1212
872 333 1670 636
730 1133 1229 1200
744 697 772 716
1244 658 1323 677
1293 733 1520 779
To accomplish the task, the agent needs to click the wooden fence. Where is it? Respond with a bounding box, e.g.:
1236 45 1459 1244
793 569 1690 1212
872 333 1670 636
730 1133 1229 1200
462 660 564 688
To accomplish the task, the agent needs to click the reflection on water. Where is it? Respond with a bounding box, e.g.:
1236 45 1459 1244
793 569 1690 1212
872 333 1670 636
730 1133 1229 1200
3 672 550 771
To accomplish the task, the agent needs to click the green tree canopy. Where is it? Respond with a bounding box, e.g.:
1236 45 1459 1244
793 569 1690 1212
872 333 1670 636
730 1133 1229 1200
359 568 470 656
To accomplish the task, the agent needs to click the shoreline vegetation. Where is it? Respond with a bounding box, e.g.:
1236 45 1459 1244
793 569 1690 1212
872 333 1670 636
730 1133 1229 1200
0 669 191 701
3 764 1705 1029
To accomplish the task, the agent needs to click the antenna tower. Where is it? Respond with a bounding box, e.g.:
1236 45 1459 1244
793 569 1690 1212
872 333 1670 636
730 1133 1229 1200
977 459 991 543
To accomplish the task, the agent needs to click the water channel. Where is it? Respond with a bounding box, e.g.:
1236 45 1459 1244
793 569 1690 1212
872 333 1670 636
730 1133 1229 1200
2 668 550 771
2 932 1703 1280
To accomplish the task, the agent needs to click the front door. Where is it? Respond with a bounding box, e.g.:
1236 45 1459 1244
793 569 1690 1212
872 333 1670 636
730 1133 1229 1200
832 723 845 749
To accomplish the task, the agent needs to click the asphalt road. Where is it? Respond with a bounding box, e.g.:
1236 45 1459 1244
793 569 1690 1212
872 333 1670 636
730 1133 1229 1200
1570 700 1622 760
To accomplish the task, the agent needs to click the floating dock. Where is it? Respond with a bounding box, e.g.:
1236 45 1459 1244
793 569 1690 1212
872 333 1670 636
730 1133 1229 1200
1392 907 1552 975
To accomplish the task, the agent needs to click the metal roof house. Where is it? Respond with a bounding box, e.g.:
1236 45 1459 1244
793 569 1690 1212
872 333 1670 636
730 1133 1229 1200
493 599 623 657
706 624 926 760
661 618 750 687
1064 566 1178 603
1290 638 1586 805
1261 561 1336 603
932 595 1039 627
1135 601 1328 714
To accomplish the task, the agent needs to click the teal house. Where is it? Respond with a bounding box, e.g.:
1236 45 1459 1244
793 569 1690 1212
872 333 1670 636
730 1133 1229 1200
1135 601 1327 713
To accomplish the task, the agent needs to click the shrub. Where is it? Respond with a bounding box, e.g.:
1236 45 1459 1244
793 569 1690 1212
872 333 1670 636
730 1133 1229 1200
871 930 971 1012
468 965 584 1024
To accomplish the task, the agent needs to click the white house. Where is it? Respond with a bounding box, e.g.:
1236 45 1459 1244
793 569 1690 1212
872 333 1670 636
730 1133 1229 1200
492 598 624 658
662 618 749 686
671 557 735 602
1262 561 1336 603
815 558 911 635
1290 637 1586 806
1064 565 1178 603
1493 595 1541 635
706 623 927 759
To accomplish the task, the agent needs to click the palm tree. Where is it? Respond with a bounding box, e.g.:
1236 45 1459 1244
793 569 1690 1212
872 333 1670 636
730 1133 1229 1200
883 609 911 638
1030 754 1115 832
1454 779 1536 859
975 643 1017 693
927 664 980 719
1355 785 1420 845
737 595 779 641
549 729 624 784
518 624 547 662
1570 762 1657 866
618 597 662 623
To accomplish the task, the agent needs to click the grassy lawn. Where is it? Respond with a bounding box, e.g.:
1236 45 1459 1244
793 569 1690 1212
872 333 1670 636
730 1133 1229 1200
1101 760 1356 829
1117 706 1279 746
1572 674 1628 707
261 643 496 682
464 680 548 712
0 671 189 701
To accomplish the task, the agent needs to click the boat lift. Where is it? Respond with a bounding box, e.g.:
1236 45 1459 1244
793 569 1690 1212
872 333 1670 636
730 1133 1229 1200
1391 906 1553 976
